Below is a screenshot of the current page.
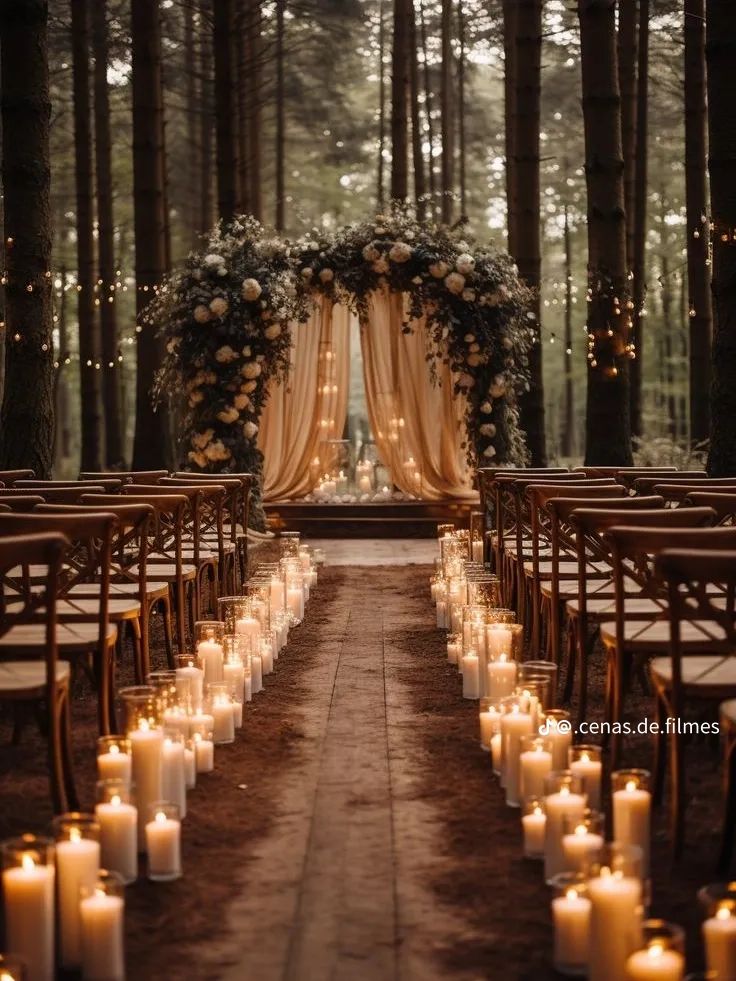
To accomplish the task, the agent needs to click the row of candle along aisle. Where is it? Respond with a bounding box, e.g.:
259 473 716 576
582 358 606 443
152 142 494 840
0 534 321 981
431 524 736 981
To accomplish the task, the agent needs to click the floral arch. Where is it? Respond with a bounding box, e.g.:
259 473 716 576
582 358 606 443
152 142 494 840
150 211 533 520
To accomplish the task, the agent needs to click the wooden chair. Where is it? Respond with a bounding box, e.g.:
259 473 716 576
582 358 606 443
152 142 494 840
0 486 107 505
0 511 119 734
630 474 723 496
15 478 123 494
682 491 736 525
652 548 736 859
0 469 35 485
0 495 46 512
653 480 736 506
0 531 77 812
574 467 677 479
616 470 706 492
80 470 169 485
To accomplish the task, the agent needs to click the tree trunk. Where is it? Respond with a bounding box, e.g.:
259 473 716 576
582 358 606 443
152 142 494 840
419 0 436 217
409 1 426 218
274 0 286 230
618 0 638 270
213 0 237 220
71 0 103 471
92 0 124 467
159 4 172 271
440 0 454 223
237 1 250 214
578 0 634 466
131 0 169 468
661 250 677 437
514 0 545 465
457 1 467 218
0 0 54 475
184 0 199 244
54 267 72 464
502 0 518 256
562 200 575 457
706 0 736 474
629 0 648 437
390 0 410 201
377 0 386 210
200 0 214 232
246 0 262 221
685 0 712 445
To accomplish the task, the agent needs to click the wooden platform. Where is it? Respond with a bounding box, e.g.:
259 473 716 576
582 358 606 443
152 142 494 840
264 499 474 538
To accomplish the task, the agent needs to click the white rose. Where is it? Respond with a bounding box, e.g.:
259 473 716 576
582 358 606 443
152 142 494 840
456 253 475 275
241 278 262 301
480 423 497 437
372 258 389 275
429 260 449 279
502 336 514 350
215 345 238 363
191 428 214 450
243 421 259 439
204 439 231 461
444 272 466 295
241 362 262 380
490 375 506 398
319 268 334 283
467 353 482 367
217 406 240 424
203 253 225 268
240 380 257 393
188 450 208 468
462 289 476 302
362 243 381 262
209 296 228 318
233 394 251 411
482 445 497 458
480 401 493 414
389 241 412 263
264 323 282 340
193 304 211 324
301 267 314 280
217 267 227 277
188 390 204 406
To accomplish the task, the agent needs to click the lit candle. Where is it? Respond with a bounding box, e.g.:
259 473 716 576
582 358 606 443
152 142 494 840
569 746 602 811
211 695 235 744
55 825 101 969
461 651 480 699
588 867 643 981
197 634 224 684
625 941 684 980
145 806 181 882
97 740 132 788
552 886 591 975
447 635 462 665
612 771 651 878
436 599 448 630
287 585 305 622
704 903 736 980
359 474 371 493
270 574 285 614
479 703 501 751
260 640 274 675
543 713 573 771
128 720 163 850
193 732 215 773
486 623 512 659
490 732 503 774
161 734 187 818
184 743 197 788
235 614 261 644
223 659 245 702
2 842 55 981
501 704 534 806
175 661 203 707
562 822 604 875
522 803 546 859
95 794 137 884
472 537 484 563
544 784 586 883
162 706 190 739
519 738 553 800
487 654 517 700
79 882 125 981
251 652 263 694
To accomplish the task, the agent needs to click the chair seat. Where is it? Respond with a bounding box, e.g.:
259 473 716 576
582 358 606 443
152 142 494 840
524 560 609 580
600 618 729 650
543 579 616 601
129 563 196 581
0 622 118 653
8 598 141 621
0 660 70 694
567 597 667 617
68 581 170 602
651 655 736 692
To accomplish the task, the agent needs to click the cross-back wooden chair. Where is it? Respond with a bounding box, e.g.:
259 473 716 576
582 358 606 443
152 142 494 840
0 495 46 512
631 473 721 496
80 470 169 485
652 480 736 506
574 466 677 479
615 469 706 492
0 531 76 812
15 478 123 494
682 492 736 525
600 522 736 767
652 548 736 861
565 505 714 726
0 511 119 734
0 470 35 485
0 486 108 505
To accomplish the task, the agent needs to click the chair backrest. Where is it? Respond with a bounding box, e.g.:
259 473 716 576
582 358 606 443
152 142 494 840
16 478 123 494
171 471 256 535
0 469 35 486
653 480 736 506
573 466 677 479
0 486 107 504
617 470 706 492
0 495 45 512
477 467 569 530
632 474 725 496
124 484 220 566
156 477 230 547
682 492 736 526
80 470 169 485
94 492 188 568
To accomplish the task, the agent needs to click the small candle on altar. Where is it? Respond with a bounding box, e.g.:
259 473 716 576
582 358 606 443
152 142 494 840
53 816 101 969
1 836 55 981
461 650 480 699
587 845 644 981
519 736 553 800
552 880 591 976
161 732 187 818
501 699 534 806
145 804 182 882
479 700 501 751
522 797 546 859
561 811 605 875
612 769 651 878
569 745 603 811
544 772 586 884
80 872 125 981
704 902 736 980
95 781 137 884
358 474 372 493
487 653 517 700
97 737 132 788
193 730 215 773
625 941 684 981
184 741 197 789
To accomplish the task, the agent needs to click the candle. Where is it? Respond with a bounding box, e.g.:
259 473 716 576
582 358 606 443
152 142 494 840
55 826 101 968
223 659 245 701
358 474 371 493
487 624 513 659
162 706 190 739
2 842 55 981
260 641 274 675
184 744 197 788
588 867 643 981
519 738 553 800
552 886 591 976
287 586 305 622
562 822 605 875
162 734 187 817
80 880 125 981
612 771 651 878
97 741 132 787
472 538 484 563
145 806 182 881
193 732 215 773
232 699 243 727
270 574 285 614
522 803 547 859
436 600 448 629
175 662 204 707
542 713 573 771
211 695 235 744
490 732 503 774
251 652 263 694
501 704 534 806
95 795 137 884
461 651 480 699
544 784 586 883
197 636 224 684
128 721 163 850
487 654 517 700
625 942 684 980
569 746 603 811
447 635 462 665
704 904 736 980
479 703 501 751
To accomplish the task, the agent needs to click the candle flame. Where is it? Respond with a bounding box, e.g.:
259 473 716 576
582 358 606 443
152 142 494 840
560 787 569 796
155 811 167 823
625 779 637 792
717 905 732 920
139 718 150 732
69 827 82 843
109 744 120 756
500 653 507 663
566 888 578 901
574 824 587 836
648 943 665 959
600 866 611 878
533 805 543 817
580 752 589 763
2 971 16 981
21 852 35 871
111 795 121 807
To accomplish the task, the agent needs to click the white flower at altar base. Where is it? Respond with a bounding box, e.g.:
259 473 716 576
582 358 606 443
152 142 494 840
243 421 259 439
191 428 215 450
203 253 225 269
241 361 262 380
480 423 497 437
217 406 240 424
490 375 506 398
188 450 208 468
319 268 334 283
462 288 476 302
209 296 228 318
362 243 381 262
264 322 282 340
429 260 449 278
301 267 314 280
466 353 482 367
389 241 412 263
444 272 466 295
480 400 493 414
193 304 211 324
242 345 252 357
456 253 475 275
188 390 204 406
233 393 251 411
458 373 475 388
372 257 389 275
241 278 262 301
482 445 497 458
204 439 231 461
215 345 238 363
240 380 257 394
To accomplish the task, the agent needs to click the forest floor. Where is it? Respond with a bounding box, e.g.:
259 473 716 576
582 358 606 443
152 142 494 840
0 545 724 980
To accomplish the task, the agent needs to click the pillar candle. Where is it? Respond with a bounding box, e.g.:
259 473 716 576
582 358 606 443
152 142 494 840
704 905 736 980
95 798 137 884
552 888 591 976
97 747 131 788
570 751 602 812
544 789 586 883
2 854 55 981
260 643 274 675
270 575 285 614
487 624 513 659
436 600 447 630
522 806 546 859
145 811 181 881
128 723 163 850
613 781 651 878
502 708 534 806
162 707 190 740
562 824 605 875
519 743 553 800
211 698 235 744
235 615 261 644
487 655 517 701
223 660 245 702
194 734 214 773
175 664 203 707
588 871 643 981
287 586 305 622
447 636 461 665
184 746 196 789
472 538 484 563
546 721 573 772
161 737 187 818
80 888 125 981
56 832 101 968
197 637 224 684
625 943 684 980
251 653 263 694
232 700 243 727
479 704 501 751
490 732 503 774
461 652 480 699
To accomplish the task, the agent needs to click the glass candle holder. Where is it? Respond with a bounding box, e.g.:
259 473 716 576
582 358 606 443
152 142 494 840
568 744 602 811
467 575 500 608
161 729 187 817
522 796 547 859
461 648 480 700
515 680 547 730
543 771 586 885
195 619 226 682
206 682 235 745
487 652 518 702
612 768 651 880
462 605 486 653
145 803 182 882
587 843 644 981
222 637 246 703
1 835 55 981
175 653 204 708
52 813 101 971
285 567 305 625
119 686 163 851
447 632 462 666
279 531 301 559
519 735 553 800
702 897 736 981
561 809 605 875
79 870 125 981
191 724 215 773
486 621 523 662
0 954 26 981
95 780 137 885
148 669 178 708
520 660 558 708
118 684 161 734
183 737 197 790
500 695 534 806
479 697 502 751
550 873 591 977
260 632 275 674
97 736 132 787
538 709 573 770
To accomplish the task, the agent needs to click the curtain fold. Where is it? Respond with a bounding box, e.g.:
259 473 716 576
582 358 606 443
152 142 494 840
258 295 350 501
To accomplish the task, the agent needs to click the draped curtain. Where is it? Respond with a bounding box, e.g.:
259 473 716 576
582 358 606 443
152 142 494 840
360 289 475 501
258 295 350 501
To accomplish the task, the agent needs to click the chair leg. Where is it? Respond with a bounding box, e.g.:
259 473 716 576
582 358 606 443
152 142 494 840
59 691 79 811
652 693 668 807
159 594 175 669
48 693 69 815
131 617 144 684
670 724 685 859
718 738 736 874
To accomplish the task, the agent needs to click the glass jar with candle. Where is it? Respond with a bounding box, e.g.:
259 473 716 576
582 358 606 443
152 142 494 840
522 796 547 859
97 736 132 788
467 574 500 608
515 680 548 730
543 771 587 884
568 744 602 811
519 734 553 799
520 660 558 708
702 896 736 981
279 531 301 561
79 869 125 981
479 697 502 751
500 694 534 805
145 802 182 882
539 709 573 770
222 636 246 701
561 809 604 875
119 686 164 850
447 632 462 666
95 780 138 884
285 562 306 625
175 653 204 710
487 620 523 662
461 648 480 700
611 768 651 880
52 814 101 971
260 631 275 674
587 843 644 981
118 685 161 734
1 834 55 981
550 873 591 977
194 619 226 684
161 729 187 817
191 722 215 773
149 669 179 714
0 954 26 981
487 651 518 702
206 682 235 744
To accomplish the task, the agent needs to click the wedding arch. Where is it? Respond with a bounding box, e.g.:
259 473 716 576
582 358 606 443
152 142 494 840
150 211 533 518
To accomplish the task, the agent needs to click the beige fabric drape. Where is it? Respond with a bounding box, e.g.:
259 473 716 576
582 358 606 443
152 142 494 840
258 295 350 501
360 289 476 501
